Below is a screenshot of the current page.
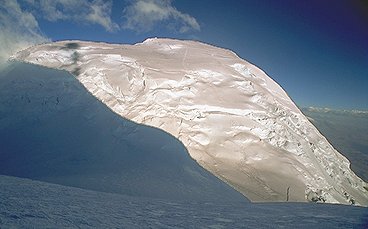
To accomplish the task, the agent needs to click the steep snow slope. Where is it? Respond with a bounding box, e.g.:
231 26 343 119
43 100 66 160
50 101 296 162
302 107 368 182
14 38 368 205
0 62 246 202
1 175 367 228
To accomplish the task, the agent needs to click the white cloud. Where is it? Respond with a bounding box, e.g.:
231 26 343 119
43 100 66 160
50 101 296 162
0 0 49 65
31 0 118 32
86 0 119 32
123 0 200 33
37 0 80 21
0 0 120 65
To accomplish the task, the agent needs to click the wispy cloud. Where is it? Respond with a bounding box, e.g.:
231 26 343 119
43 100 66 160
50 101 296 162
0 0 120 65
29 0 119 32
0 0 119 64
122 0 200 33
0 0 49 65
0 0 201 65
86 0 118 32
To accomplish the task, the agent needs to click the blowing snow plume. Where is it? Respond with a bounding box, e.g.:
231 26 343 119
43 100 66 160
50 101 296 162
0 0 48 67
12 38 368 206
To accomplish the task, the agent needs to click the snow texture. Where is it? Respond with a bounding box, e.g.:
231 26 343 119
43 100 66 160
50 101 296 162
12 38 368 205
0 62 246 203
1 175 367 228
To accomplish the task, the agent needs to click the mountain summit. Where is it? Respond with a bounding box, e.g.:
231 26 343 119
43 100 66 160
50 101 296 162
13 38 368 205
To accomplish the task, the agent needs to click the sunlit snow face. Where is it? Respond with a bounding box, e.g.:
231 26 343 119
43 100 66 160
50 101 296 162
12 39 368 206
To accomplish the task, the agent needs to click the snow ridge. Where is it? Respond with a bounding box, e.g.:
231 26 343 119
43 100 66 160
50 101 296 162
14 38 368 206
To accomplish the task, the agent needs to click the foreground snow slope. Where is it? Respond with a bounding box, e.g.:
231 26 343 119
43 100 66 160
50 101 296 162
0 62 246 202
1 175 367 228
14 38 368 205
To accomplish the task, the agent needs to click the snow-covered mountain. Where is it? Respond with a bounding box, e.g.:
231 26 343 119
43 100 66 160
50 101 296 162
0 62 245 202
12 38 368 206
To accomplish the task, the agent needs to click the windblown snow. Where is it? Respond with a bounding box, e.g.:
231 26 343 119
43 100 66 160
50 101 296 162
13 38 368 206
1 175 367 228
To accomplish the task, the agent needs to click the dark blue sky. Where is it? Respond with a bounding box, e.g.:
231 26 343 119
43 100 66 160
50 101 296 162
4 0 368 109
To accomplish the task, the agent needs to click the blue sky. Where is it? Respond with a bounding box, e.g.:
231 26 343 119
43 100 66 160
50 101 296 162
1 0 367 109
